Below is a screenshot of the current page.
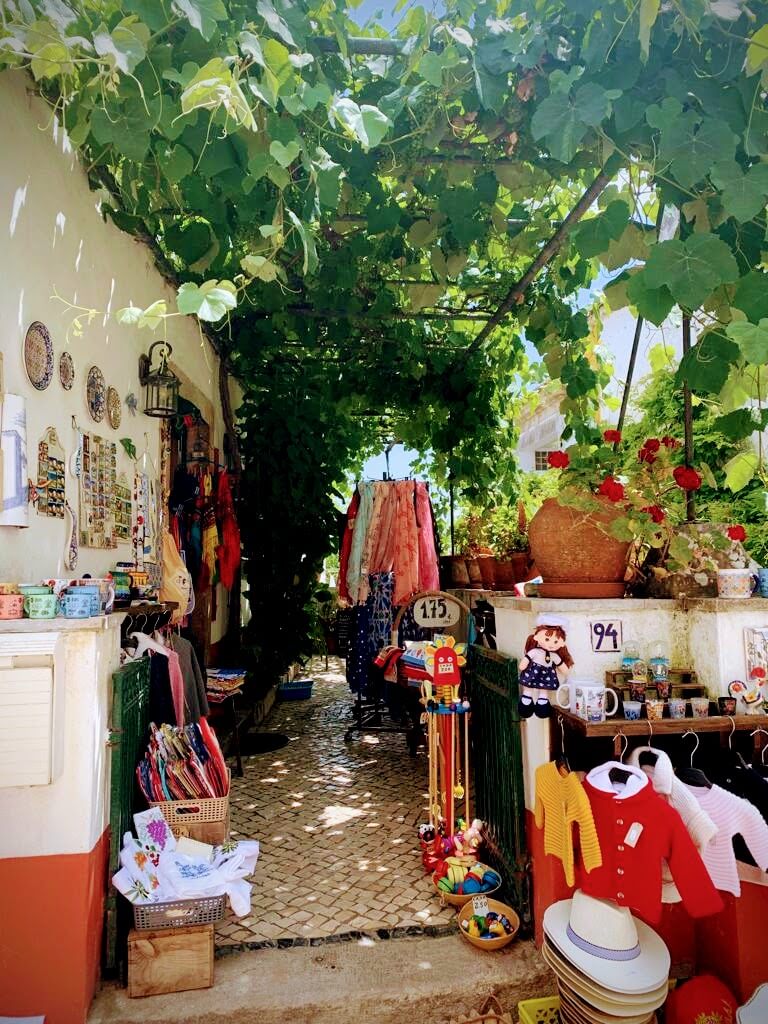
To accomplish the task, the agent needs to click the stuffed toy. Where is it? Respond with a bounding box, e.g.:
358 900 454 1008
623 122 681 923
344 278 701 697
518 613 573 719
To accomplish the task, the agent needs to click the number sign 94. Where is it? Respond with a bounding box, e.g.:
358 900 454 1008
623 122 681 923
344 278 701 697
414 596 460 627
590 620 622 652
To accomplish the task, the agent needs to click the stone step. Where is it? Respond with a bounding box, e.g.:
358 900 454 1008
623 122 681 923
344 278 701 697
90 935 553 1024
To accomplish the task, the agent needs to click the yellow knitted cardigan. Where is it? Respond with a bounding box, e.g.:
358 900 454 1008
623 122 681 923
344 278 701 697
534 761 602 886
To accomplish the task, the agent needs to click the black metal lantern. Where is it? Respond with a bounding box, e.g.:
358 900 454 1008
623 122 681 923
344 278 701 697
138 341 180 418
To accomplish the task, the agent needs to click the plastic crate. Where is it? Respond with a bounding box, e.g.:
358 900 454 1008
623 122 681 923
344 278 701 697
132 894 225 931
278 677 314 700
518 996 560 1024
149 771 230 840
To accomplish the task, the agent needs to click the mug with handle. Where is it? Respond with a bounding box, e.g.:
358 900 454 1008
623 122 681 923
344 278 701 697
574 681 619 722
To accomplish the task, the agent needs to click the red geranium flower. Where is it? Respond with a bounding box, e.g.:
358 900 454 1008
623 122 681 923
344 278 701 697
638 447 657 464
751 666 767 679
673 465 702 491
727 525 747 542
642 505 665 524
547 451 570 469
598 475 625 502
603 429 622 444
662 436 679 449
643 438 661 453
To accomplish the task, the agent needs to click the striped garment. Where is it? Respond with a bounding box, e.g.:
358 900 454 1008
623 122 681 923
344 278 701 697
684 782 768 896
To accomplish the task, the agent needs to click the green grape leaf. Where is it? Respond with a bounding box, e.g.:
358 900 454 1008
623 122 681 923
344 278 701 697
625 273 675 325
93 17 149 74
269 139 300 167
710 159 768 223
90 100 157 161
172 0 227 41
181 58 256 129
257 0 296 48
407 219 438 248
713 409 764 441
601 223 650 271
726 318 768 364
661 112 736 188
561 355 598 398
160 144 194 184
137 300 168 330
418 51 445 87
646 96 682 133
676 330 739 393
573 200 629 258
723 451 759 492
315 160 342 209
644 234 738 310
746 24 768 76
331 98 392 150
241 254 279 281
531 82 617 164
238 31 265 67
603 270 633 312
116 306 142 326
405 283 443 312
732 270 768 322
638 0 660 60
177 279 237 321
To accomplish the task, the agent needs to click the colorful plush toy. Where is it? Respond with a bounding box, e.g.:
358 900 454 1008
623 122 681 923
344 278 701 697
518 613 573 719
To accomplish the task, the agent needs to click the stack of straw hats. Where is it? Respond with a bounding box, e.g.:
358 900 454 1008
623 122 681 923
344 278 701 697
542 891 671 1024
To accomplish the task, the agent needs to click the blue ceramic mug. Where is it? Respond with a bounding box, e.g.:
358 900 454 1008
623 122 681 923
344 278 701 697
67 585 100 615
59 591 93 618
759 568 768 598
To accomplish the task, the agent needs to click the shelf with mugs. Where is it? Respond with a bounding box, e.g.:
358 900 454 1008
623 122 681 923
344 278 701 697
554 705 768 738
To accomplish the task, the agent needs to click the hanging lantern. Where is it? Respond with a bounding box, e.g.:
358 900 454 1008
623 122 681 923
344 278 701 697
138 341 180 418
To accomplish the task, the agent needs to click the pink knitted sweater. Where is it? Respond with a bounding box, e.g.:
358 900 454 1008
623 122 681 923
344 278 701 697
685 783 768 896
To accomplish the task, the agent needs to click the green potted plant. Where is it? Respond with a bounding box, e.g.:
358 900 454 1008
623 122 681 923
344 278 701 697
454 512 493 589
530 430 742 597
487 503 531 589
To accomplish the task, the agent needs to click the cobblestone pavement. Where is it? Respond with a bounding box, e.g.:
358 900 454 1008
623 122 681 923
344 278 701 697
216 658 456 948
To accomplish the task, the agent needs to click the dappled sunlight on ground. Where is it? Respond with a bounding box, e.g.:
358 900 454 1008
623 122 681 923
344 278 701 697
217 657 455 947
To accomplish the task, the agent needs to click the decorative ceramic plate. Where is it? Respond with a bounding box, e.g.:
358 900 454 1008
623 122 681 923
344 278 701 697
87 365 106 422
59 351 75 390
24 321 54 390
107 386 122 429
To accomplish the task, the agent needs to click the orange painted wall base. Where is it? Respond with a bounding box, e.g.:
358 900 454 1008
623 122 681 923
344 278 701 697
0 830 108 1024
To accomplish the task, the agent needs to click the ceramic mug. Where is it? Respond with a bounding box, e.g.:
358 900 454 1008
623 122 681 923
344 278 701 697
623 700 642 721
59 592 93 618
629 679 647 702
0 583 19 595
668 698 686 719
759 568 768 598
23 593 59 618
691 697 710 718
717 568 758 599
70 578 114 613
0 594 24 619
568 682 619 722
718 696 737 715
646 698 665 721
67 585 100 615
18 584 52 597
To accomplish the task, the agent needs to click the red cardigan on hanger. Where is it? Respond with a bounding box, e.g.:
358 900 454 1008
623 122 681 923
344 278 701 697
576 763 723 925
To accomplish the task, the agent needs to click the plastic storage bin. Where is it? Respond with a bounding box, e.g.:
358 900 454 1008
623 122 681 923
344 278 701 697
277 677 314 700
517 996 560 1024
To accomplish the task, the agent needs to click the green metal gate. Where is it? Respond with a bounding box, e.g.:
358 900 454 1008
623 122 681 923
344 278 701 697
467 645 531 930
104 657 151 973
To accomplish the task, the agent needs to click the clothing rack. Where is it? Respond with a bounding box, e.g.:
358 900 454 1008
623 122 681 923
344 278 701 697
119 602 177 644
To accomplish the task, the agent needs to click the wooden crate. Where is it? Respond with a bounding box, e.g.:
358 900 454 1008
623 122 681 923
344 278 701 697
171 807 230 846
128 924 214 997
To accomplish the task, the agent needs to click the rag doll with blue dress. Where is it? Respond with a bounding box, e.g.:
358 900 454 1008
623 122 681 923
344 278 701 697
518 613 573 718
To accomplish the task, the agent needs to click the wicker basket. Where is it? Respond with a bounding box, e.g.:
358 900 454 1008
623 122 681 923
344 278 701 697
517 996 560 1024
432 870 501 908
457 898 520 951
132 894 226 931
149 771 230 843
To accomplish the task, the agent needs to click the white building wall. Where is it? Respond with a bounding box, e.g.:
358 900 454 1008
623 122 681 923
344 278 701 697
0 71 233 643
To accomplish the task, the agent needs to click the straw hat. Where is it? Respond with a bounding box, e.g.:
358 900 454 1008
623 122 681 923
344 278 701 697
543 892 670 995
556 977 659 1023
541 940 668 1015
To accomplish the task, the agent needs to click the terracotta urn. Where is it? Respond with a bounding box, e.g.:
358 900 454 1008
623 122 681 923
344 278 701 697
528 497 630 595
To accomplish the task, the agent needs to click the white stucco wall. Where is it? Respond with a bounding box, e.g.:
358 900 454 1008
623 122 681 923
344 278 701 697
0 71 233 643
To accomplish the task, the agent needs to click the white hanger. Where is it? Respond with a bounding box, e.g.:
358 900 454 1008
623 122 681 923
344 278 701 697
128 631 169 658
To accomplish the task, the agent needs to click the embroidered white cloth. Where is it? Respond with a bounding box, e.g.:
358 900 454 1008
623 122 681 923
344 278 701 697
112 832 260 917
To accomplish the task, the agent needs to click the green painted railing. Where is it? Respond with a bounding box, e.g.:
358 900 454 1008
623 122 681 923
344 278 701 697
467 645 531 930
104 657 151 973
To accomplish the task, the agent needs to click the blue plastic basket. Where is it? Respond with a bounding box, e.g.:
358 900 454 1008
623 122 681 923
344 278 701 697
278 677 314 700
